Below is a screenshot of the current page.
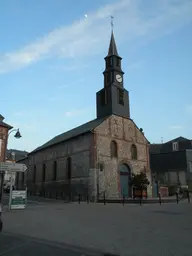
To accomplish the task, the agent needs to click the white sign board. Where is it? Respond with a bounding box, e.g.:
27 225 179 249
10 190 26 210
0 162 27 173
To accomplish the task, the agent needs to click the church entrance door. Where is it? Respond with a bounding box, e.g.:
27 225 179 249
120 164 131 198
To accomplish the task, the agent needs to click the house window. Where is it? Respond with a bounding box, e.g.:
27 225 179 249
189 162 192 173
111 140 118 158
53 161 57 181
118 88 124 105
131 144 137 160
172 142 178 151
33 165 36 183
42 163 46 182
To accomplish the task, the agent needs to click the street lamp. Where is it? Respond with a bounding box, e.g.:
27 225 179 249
9 128 22 139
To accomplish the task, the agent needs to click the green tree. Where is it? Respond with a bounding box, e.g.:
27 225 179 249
129 171 150 190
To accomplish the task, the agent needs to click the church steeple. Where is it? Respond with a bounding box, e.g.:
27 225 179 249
96 23 130 119
107 31 119 57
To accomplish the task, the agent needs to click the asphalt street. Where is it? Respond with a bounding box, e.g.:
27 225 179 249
0 233 103 256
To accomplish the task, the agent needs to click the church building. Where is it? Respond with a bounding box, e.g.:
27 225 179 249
18 31 152 199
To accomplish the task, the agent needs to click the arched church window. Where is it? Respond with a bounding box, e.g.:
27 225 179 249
111 140 118 158
131 144 137 160
67 157 72 180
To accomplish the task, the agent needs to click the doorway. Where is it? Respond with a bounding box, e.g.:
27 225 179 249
120 164 131 198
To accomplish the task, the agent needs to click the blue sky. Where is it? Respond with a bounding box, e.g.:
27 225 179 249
0 0 192 152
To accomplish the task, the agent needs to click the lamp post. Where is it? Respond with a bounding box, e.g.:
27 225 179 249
6 129 21 160
6 129 22 210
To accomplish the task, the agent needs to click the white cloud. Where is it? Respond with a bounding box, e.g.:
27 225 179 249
0 0 192 73
168 125 183 129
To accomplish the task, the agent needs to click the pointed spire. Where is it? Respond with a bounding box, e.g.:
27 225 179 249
107 16 119 57
107 31 119 56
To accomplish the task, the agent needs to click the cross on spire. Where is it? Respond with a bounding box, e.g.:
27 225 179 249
110 16 114 31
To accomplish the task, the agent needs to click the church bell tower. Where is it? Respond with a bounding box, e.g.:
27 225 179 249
96 28 130 119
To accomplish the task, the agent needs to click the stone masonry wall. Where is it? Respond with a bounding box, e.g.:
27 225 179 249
26 133 93 197
94 115 151 198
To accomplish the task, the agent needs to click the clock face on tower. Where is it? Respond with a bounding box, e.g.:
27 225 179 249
116 74 122 83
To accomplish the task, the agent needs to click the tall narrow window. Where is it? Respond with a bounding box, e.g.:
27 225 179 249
67 157 72 180
116 58 120 67
118 88 124 105
110 57 113 66
131 144 137 160
111 141 118 158
33 165 36 183
99 163 104 172
42 163 46 182
53 161 57 181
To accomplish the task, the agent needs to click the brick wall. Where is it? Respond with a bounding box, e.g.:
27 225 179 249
0 126 8 162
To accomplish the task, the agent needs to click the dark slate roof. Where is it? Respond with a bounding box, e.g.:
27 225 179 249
149 144 162 154
107 31 119 57
0 120 13 130
29 116 108 155
165 136 190 143
16 156 28 163
0 114 5 121
6 149 28 162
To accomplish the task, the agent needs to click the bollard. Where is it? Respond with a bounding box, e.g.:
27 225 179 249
140 195 142 206
122 194 125 206
159 192 162 205
176 192 179 204
78 194 81 204
87 195 89 204
104 192 106 205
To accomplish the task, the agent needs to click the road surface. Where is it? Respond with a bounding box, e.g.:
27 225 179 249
0 232 102 256
1 193 192 255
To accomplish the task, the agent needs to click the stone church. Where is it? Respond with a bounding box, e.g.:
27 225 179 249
17 31 152 199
